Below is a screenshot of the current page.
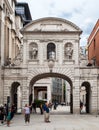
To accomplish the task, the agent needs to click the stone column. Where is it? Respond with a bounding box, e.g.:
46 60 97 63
73 81 80 114
91 78 99 114
74 40 79 65
22 80 29 108
98 77 99 114
0 16 1 61
32 86 34 102
47 84 51 102
39 42 43 65
1 20 4 65
0 12 2 104
73 68 80 114
0 76 4 104
58 42 63 65
17 86 22 113
23 39 27 66
9 27 12 58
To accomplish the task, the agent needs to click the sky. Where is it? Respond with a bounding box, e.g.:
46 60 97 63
17 0 99 46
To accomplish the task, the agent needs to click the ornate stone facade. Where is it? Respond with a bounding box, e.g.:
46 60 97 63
1 16 99 114
0 0 23 105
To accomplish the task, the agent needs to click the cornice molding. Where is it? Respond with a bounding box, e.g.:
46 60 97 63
40 39 63 42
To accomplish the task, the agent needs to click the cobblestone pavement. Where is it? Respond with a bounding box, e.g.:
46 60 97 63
0 106 99 130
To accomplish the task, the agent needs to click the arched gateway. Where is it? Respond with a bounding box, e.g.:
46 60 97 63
29 72 73 113
2 17 99 114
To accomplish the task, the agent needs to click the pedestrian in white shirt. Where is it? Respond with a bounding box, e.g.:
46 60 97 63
24 104 31 124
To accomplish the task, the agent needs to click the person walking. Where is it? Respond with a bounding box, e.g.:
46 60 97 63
0 105 4 124
80 100 83 113
32 102 36 113
6 108 11 127
43 102 50 123
3 104 7 121
23 104 31 124
0 109 4 124
11 104 16 120
40 103 43 115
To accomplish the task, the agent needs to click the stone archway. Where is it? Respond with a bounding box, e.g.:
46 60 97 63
29 72 73 114
11 82 21 113
1 17 99 115
80 81 91 114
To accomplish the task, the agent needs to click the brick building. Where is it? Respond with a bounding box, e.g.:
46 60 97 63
88 19 99 66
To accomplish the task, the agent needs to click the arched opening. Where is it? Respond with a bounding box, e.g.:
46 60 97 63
29 73 73 114
80 81 91 114
11 82 22 113
47 43 56 59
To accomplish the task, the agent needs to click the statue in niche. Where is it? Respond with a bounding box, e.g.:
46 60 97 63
29 43 38 60
29 46 37 59
65 44 73 59
32 47 37 59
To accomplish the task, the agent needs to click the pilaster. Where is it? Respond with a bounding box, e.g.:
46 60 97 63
23 39 27 66
22 80 29 107
47 84 51 102
73 82 80 114
74 40 79 65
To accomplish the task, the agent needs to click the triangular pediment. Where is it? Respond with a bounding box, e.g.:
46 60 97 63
21 17 82 33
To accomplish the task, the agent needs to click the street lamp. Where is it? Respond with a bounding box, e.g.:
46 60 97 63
48 52 55 73
48 58 55 72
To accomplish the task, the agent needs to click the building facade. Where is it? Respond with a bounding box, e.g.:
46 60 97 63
88 19 99 66
0 0 31 108
0 0 21 104
0 1 99 115
2 17 99 114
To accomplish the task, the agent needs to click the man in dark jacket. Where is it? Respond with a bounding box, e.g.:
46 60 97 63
43 102 50 123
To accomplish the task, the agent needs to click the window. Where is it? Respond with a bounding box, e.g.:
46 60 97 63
16 7 25 15
16 6 26 20
47 43 56 59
